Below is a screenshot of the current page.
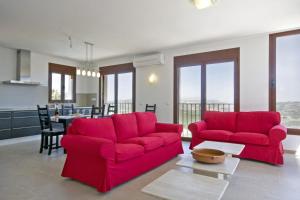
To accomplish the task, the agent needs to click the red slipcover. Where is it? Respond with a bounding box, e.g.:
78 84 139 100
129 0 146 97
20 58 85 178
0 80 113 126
61 112 183 192
69 118 117 141
120 137 163 151
204 111 237 132
115 143 144 162
135 112 157 136
146 132 180 145
112 113 139 142
199 130 233 142
189 111 287 165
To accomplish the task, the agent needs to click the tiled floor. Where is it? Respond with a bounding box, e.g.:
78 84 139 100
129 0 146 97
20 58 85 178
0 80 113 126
0 139 300 200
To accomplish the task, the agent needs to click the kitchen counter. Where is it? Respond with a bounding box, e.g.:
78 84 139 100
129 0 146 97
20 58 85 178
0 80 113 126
0 106 92 140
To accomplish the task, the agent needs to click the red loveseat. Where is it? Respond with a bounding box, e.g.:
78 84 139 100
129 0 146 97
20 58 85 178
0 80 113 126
188 111 287 165
61 112 183 192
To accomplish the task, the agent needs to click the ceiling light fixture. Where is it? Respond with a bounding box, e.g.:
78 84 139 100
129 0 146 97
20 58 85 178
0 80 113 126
76 68 81 75
192 0 218 10
77 42 100 78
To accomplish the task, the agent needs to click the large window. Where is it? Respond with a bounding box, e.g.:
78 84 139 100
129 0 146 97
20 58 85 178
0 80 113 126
99 63 135 114
174 48 240 138
48 63 76 103
270 29 300 135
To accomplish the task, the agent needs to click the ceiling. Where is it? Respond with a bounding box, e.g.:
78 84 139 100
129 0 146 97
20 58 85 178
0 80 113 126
0 0 299 61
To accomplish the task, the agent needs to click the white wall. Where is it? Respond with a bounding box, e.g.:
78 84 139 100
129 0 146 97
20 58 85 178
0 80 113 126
97 34 269 122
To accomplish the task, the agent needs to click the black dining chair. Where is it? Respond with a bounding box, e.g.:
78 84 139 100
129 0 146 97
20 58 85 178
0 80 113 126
37 105 65 155
62 104 75 115
145 104 156 113
107 104 116 115
91 105 105 118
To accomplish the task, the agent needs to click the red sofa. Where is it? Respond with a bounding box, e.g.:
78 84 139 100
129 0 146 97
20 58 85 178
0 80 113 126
61 112 183 192
188 111 287 165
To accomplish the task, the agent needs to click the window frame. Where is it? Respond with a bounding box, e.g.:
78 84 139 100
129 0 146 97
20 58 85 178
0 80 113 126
48 63 76 103
269 29 300 135
98 63 136 113
173 48 240 124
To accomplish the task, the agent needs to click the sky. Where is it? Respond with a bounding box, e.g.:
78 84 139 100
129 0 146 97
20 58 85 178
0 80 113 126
106 73 132 102
180 62 234 103
276 34 300 102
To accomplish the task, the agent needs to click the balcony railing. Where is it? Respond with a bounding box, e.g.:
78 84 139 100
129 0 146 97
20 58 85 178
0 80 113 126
179 103 233 138
104 101 133 114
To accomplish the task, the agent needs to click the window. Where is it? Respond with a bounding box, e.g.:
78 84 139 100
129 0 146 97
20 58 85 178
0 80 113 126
99 63 135 114
270 29 300 135
174 48 240 138
48 63 76 103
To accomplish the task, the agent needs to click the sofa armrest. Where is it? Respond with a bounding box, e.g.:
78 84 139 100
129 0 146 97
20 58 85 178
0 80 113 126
61 135 115 160
188 121 207 136
269 124 287 145
155 123 183 135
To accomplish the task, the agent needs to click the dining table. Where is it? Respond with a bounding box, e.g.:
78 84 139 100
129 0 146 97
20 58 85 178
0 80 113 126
51 114 90 133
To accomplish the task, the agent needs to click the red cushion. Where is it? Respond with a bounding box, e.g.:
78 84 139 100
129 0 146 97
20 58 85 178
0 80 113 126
236 112 281 134
204 111 237 132
199 130 233 141
112 113 139 142
145 132 180 145
115 143 144 162
134 112 157 136
70 118 117 142
230 132 270 145
121 137 163 151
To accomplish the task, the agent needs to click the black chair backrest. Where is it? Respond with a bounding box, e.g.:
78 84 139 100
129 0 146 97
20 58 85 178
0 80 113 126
37 105 53 131
62 104 75 115
107 104 116 115
145 104 156 113
91 105 105 118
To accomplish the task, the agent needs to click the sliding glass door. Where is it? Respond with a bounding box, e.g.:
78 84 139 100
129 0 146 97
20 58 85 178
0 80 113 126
100 63 135 114
179 65 202 137
270 29 300 134
118 72 133 113
174 48 240 138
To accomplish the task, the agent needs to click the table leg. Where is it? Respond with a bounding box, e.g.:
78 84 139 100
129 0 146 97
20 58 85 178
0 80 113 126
63 121 67 154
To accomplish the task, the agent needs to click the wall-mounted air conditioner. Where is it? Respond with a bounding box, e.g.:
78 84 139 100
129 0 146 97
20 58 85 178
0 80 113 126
133 53 165 68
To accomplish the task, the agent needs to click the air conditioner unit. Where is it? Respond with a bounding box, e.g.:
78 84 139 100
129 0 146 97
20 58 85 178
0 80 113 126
133 53 165 68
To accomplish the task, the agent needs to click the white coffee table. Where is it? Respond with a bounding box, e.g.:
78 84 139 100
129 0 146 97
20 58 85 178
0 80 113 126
142 169 229 200
194 141 245 156
176 154 240 179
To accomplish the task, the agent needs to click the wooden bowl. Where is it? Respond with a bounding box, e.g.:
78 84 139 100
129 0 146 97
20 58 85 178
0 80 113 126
191 148 225 164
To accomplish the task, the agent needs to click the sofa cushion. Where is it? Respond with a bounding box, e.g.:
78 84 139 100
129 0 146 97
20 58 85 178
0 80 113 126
121 137 163 151
134 112 157 136
230 132 270 146
236 112 281 134
70 118 117 142
204 111 237 132
112 113 139 142
199 130 233 142
115 143 144 162
145 132 180 145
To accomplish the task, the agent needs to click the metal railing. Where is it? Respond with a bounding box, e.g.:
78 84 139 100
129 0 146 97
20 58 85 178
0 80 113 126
179 103 233 138
105 101 133 114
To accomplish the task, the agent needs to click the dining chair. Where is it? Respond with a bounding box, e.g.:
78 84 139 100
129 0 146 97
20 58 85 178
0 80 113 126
37 105 65 155
145 104 157 113
91 105 105 118
107 104 116 115
62 104 75 115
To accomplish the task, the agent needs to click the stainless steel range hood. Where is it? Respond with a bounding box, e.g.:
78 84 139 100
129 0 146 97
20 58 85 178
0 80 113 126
3 49 40 85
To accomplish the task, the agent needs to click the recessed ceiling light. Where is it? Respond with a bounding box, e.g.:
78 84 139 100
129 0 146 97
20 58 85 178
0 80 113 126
192 0 218 10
